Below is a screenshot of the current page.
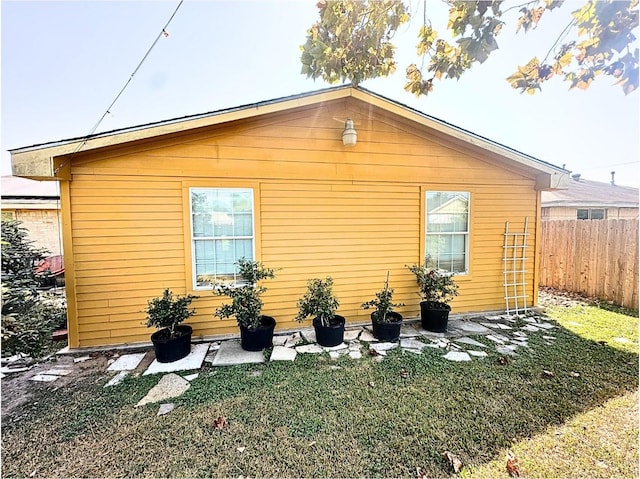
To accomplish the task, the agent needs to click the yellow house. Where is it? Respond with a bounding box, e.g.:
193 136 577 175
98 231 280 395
10 86 569 349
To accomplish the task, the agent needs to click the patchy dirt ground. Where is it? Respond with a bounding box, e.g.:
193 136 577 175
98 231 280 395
1 349 152 425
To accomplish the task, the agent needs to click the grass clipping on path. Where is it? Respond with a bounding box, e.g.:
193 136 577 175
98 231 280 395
1 304 638 478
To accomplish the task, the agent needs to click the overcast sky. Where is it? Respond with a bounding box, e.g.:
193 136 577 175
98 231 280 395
2 1 638 187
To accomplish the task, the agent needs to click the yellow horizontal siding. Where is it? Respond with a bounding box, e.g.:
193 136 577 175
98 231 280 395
66 98 540 348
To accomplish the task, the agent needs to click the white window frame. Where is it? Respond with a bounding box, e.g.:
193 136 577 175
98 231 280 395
424 190 470 275
189 187 255 290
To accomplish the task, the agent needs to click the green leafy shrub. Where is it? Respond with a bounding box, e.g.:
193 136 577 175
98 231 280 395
295 277 340 327
361 273 404 323
1 219 66 358
406 257 459 305
145 289 198 338
214 258 276 329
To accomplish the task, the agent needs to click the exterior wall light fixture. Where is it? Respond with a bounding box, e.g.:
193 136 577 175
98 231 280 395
342 119 357 146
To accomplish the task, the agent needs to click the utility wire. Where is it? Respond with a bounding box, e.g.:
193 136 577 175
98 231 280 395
54 0 183 173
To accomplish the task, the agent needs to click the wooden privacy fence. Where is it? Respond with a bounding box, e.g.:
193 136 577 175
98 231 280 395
539 219 639 309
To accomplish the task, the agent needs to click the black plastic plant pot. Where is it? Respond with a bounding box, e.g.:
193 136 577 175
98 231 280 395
150 324 193 363
371 311 403 342
239 315 276 351
313 315 345 347
420 301 451 332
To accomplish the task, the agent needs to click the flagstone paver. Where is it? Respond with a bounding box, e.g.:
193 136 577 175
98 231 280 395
452 321 492 335
30 374 60 382
295 344 324 354
370 342 399 354
271 335 288 347
157 403 176 416
136 373 190 407
343 329 361 341
145 343 210 375
284 333 303 348
443 351 472 361
42 368 73 376
104 371 129 388
358 330 377 342
300 329 317 343
399 325 421 337
453 336 487 348
210 341 264 367
468 350 488 357
270 346 297 361
400 338 429 351
107 352 147 372
496 346 517 356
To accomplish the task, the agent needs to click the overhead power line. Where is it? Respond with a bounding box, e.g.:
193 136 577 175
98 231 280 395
54 0 184 173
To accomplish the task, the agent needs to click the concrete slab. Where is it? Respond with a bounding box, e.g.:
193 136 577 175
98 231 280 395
210 341 264 367
144 343 210 375
453 336 487 348
136 373 190 407
183 373 199 381
104 371 129 388
73 356 92 363
270 346 297 362
107 352 147 372
443 351 472 361
30 374 60 382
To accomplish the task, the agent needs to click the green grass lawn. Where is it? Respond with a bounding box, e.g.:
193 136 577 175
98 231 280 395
1 305 637 478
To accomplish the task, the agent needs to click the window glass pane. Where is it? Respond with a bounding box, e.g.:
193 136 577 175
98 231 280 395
426 191 469 274
234 213 253 236
577 209 589 220
191 188 254 288
590 209 606 220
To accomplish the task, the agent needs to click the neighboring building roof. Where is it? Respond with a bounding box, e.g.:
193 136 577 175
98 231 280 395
541 176 639 208
1 176 59 199
10 85 569 189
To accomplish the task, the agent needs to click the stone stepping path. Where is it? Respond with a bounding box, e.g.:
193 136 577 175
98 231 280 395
143 343 210 375
104 313 555 382
101 312 556 413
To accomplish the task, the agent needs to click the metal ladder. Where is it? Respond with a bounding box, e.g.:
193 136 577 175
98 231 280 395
503 218 529 316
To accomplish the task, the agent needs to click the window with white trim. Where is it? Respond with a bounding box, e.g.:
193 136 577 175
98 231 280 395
190 188 254 289
577 208 607 220
425 191 470 274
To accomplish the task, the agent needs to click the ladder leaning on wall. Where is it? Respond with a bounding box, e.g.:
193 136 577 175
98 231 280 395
503 218 529 316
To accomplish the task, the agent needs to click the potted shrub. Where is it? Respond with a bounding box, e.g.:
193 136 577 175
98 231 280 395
361 273 404 341
146 288 198 363
213 258 276 351
295 277 344 347
407 257 459 332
